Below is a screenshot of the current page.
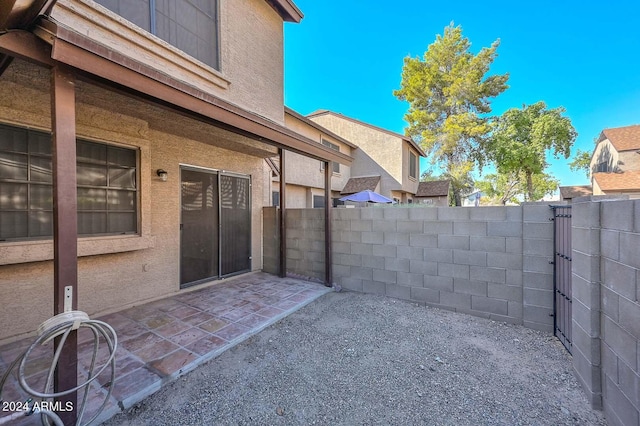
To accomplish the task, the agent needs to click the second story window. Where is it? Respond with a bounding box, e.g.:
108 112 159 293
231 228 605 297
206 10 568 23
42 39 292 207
409 151 417 179
95 0 220 70
321 139 340 173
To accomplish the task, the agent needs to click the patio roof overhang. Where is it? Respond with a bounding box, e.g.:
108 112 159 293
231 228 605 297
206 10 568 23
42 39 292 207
0 23 352 166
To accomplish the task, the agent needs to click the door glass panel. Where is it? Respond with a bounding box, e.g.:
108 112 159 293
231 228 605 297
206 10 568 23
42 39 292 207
220 174 250 276
180 168 219 287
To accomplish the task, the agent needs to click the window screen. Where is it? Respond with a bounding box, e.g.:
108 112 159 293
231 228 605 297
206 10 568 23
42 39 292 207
0 124 138 240
409 151 417 178
94 0 219 70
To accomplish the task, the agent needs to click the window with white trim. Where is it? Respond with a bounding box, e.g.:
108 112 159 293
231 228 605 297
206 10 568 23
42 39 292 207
0 124 138 241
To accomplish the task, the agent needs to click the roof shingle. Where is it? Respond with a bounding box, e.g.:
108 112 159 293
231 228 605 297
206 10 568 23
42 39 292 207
341 176 381 194
416 180 451 197
600 124 640 152
559 185 592 199
593 171 640 191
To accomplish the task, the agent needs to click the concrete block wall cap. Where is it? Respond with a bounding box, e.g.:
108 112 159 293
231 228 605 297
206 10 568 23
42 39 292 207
573 195 630 203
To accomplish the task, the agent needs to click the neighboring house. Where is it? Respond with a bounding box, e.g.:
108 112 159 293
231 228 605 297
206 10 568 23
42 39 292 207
308 110 426 204
0 0 351 344
593 171 640 198
559 185 592 202
273 107 356 208
589 124 640 198
462 190 482 207
414 180 451 206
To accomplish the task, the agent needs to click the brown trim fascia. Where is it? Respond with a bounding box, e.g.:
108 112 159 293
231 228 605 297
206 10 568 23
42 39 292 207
0 30 53 66
264 0 303 23
285 106 357 149
308 109 427 157
0 0 54 30
265 157 280 175
46 26 351 165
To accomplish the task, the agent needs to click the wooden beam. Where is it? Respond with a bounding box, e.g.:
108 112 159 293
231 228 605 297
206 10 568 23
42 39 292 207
51 64 78 426
0 30 53 66
324 162 332 287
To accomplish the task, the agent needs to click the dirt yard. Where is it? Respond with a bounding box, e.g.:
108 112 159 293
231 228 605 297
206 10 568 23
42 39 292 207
105 291 607 425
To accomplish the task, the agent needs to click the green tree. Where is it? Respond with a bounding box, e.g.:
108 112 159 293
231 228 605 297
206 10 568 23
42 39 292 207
476 172 520 205
568 149 592 178
487 101 577 200
477 171 559 205
394 23 509 205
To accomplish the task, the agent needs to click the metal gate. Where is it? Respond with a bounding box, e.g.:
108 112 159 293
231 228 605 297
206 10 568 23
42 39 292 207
550 205 572 353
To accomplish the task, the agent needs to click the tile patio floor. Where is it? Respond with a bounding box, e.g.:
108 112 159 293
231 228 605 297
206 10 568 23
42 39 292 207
0 272 331 425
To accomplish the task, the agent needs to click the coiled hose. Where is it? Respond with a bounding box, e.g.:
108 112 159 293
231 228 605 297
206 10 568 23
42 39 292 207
0 311 117 426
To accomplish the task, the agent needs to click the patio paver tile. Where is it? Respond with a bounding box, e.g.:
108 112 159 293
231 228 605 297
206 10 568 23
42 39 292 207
148 349 197 376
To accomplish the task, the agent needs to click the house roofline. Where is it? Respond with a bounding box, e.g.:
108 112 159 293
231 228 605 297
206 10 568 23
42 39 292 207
285 106 357 149
264 0 303 23
307 109 427 157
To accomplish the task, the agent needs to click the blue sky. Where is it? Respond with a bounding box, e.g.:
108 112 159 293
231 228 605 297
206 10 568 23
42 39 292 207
283 0 640 187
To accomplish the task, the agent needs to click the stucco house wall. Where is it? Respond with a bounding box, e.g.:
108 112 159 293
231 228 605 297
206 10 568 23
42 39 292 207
277 111 353 207
590 139 619 174
0 0 304 344
308 112 421 201
0 60 274 344
50 0 286 124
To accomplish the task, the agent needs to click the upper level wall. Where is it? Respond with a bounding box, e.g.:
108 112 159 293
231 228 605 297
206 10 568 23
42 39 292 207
51 0 286 123
618 150 640 172
283 114 352 192
590 140 620 175
310 115 405 189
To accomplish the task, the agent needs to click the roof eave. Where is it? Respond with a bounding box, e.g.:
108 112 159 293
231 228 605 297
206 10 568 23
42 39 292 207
264 0 303 23
0 0 56 30
307 109 426 157
285 106 357 149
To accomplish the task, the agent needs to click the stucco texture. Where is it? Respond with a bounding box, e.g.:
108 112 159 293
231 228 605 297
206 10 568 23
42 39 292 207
0 59 274 344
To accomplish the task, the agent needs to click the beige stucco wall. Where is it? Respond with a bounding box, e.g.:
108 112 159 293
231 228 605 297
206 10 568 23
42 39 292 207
590 139 619 175
283 114 352 192
618 150 640 171
51 0 286 123
309 114 418 199
0 60 271 344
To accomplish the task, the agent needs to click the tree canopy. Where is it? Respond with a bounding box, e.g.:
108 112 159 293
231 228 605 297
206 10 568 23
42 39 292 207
477 171 559 205
486 101 577 201
395 23 509 205
568 149 592 179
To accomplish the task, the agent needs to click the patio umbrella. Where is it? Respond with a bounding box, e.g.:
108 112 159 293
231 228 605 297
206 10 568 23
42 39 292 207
339 190 395 203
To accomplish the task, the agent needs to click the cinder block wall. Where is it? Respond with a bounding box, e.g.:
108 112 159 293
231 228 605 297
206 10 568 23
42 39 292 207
270 204 556 331
263 207 279 275
574 197 640 425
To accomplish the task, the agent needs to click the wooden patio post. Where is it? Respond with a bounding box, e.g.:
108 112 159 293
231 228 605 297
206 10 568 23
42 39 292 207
51 64 78 425
324 161 332 287
278 148 286 277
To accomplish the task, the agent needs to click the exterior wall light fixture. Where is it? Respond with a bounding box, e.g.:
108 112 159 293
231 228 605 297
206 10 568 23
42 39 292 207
156 169 168 182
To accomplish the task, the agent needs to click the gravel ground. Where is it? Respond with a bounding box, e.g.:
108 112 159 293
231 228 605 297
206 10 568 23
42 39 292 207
105 291 607 425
